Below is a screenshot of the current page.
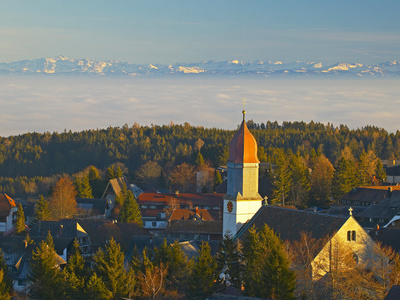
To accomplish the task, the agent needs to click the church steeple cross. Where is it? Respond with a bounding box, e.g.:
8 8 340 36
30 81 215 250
349 207 353 216
242 97 246 121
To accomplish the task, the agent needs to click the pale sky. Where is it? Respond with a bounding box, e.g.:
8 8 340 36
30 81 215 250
1 0 399 64
1 1 400 137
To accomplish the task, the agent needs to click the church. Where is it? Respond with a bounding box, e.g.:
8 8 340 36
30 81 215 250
223 109 378 279
223 108 263 235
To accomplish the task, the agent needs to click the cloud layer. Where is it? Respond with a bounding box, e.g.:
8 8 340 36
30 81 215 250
0 77 399 137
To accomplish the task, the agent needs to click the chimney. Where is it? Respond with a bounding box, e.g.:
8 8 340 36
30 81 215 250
58 224 63 238
195 206 199 215
175 191 179 197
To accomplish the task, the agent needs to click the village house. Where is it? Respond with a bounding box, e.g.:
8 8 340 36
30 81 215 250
236 205 376 279
136 191 223 230
0 194 18 234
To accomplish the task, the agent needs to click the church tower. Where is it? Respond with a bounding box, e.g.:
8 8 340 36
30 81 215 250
223 109 263 235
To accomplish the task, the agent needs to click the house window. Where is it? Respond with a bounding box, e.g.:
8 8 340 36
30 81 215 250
347 230 356 241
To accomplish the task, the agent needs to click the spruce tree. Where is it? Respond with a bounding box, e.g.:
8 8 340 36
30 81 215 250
289 154 310 207
34 195 51 221
375 159 387 183
15 203 26 234
84 273 113 300
75 175 93 198
29 233 63 300
0 269 10 300
242 224 295 300
272 150 292 205
195 152 205 168
332 157 358 201
214 170 223 190
65 239 87 286
186 242 217 299
93 238 129 299
217 233 243 289
88 166 103 197
0 250 13 298
118 184 143 226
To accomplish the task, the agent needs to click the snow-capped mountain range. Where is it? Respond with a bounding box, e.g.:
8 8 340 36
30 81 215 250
0 56 399 78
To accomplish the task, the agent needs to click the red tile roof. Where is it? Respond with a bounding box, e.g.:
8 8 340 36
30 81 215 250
137 193 223 207
169 208 215 221
0 194 16 218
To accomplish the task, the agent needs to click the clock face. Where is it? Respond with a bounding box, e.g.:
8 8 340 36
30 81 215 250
227 201 233 213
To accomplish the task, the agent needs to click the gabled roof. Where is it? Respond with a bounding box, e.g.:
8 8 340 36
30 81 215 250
102 177 128 198
386 165 400 176
169 208 215 221
29 220 88 239
236 205 347 242
372 227 400 253
0 194 17 217
77 198 108 215
385 285 400 300
340 186 398 205
76 219 150 252
356 192 400 219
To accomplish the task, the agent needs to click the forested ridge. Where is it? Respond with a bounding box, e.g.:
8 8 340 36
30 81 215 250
0 120 396 204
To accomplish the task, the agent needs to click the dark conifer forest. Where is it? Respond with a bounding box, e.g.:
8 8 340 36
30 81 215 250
0 120 395 204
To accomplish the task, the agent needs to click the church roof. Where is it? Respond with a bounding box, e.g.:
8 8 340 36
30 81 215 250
236 205 347 242
228 113 259 164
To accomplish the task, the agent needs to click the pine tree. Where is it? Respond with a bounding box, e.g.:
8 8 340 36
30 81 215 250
153 239 190 293
106 167 116 181
15 203 26 234
29 233 63 300
289 154 310 207
0 269 10 300
375 159 387 183
118 184 143 226
214 170 223 190
0 250 13 298
66 239 87 280
84 273 113 300
168 241 191 293
216 233 243 289
332 157 358 201
34 195 51 221
309 154 335 207
75 175 93 198
88 166 103 197
186 242 217 299
243 225 295 300
93 238 129 299
63 240 88 300
195 152 205 168
272 150 292 205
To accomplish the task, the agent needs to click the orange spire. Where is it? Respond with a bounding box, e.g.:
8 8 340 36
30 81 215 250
227 109 259 164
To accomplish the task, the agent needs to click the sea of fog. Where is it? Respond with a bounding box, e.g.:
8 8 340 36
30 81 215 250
0 76 399 137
